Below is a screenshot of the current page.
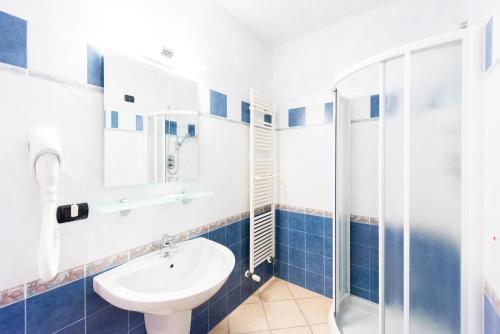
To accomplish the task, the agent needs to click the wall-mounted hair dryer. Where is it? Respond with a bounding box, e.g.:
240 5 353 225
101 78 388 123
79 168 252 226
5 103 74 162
29 127 62 281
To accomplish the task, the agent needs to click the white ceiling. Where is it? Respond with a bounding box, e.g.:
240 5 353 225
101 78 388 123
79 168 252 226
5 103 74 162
215 0 397 46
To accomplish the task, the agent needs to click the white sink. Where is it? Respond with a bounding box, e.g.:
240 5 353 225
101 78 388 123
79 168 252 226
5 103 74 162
93 237 235 334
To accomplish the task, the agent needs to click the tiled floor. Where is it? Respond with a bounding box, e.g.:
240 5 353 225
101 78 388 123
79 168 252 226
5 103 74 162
209 278 332 334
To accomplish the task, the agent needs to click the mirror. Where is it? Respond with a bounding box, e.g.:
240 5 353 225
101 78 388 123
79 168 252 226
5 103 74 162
103 50 199 187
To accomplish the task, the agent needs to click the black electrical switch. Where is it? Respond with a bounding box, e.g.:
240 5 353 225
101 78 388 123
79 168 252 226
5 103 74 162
57 203 89 224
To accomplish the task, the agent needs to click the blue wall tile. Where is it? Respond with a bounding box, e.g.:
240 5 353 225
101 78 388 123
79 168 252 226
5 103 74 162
324 102 334 123
226 222 241 246
85 273 110 316
288 107 306 127
27 279 84 334
241 101 250 123
306 271 324 295
240 278 253 302
0 300 24 334
289 212 305 231
129 311 145 330
57 319 85 334
227 263 241 290
351 286 370 300
208 296 226 330
277 243 289 263
306 214 324 235
351 244 369 268
324 257 333 278
277 227 289 246
324 236 333 258
87 45 104 87
351 222 370 245
209 227 226 245
210 90 227 118
289 230 305 250
289 247 305 268
370 94 380 118
111 111 119 129
86 305 128 334
306 233 324 255
276 210 288 229
190 307 208 334
0 11 27 68
324 217 333 238
229 242 242 264
370 225 379 249
240 219 250 240
370 247 379 271
485 17 493 72
289 265 306 287
136 115 143 131
369 270 379 295
325 277 333 298
130 323 147 334
306 253 324 275
188 124 196 137
351 264 369 291
226 286 240 315
369 292 379 304
274 260 289 280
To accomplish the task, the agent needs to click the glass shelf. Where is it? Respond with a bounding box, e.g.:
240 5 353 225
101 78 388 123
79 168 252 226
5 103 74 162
95 190 213 214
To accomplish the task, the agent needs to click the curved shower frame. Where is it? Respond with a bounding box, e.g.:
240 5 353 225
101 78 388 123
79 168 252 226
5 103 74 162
329 25 484 334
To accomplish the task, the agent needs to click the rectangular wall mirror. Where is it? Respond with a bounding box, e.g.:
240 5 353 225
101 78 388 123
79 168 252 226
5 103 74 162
103 49 199 187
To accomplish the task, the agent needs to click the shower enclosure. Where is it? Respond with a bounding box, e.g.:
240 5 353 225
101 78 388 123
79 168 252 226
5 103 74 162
331 26 483 334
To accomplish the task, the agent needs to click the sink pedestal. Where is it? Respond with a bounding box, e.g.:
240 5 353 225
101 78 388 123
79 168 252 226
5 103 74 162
145 311 192 334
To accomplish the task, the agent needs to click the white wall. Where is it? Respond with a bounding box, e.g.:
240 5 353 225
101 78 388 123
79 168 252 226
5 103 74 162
275 0 485 214
0 0 272 290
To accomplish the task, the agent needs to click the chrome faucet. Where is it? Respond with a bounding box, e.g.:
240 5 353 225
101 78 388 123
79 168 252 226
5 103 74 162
160 233 177 258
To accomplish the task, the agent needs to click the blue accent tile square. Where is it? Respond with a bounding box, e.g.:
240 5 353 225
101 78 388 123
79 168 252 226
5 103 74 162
209 295 226 329
288 107 306 127
165 120 177 135
324 102 334 123
0 300 24 334
111 111 119 129
289 212 305 231
289 247 305 268
370 225 379 249
324 257 333 278
370 94 380 118
0 11 27 68
86 273 110 316
324 217 333 238
264 114 272 123
306 271 324 295
350 243 369 268
306 214 324 235
370 247 379 271
325 277 333 298
324 237 333 258
274 260 289 280
129 311 145 330
276 210 288 229
136 115 143 131
210 90 227 118
227 285 240 314
485 17 493 72
209 227 226 245
306 233 324 255
277 227 289 246
241 101 250 123
57 319 85 334
188 124 196 137
190 307 208 334
351 222 370 245
27 279 84 334
277 243 289 263
289 265 306 287
87 45 104 87
306 253 324 275
86 305 128 334
350 264 369 291
289 230 305 250
351 286 370 300
226 222 241 246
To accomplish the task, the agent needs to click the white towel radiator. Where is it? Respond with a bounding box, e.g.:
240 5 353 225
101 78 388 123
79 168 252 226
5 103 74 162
245 89 275 282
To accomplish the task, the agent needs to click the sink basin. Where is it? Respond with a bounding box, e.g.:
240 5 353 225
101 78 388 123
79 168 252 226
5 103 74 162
94 237 235 334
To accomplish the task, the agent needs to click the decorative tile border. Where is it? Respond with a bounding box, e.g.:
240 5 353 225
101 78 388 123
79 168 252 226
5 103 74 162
86 251 128 276
0 285 24 307
350 214 379 225
276 204 334 218
485 279 500 316
26 265 84 297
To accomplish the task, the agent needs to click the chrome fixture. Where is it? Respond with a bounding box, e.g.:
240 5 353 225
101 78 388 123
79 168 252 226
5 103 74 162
160 233 177 258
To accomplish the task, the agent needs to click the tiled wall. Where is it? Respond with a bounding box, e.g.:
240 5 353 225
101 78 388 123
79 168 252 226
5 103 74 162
274 205 334 298
350 216 379 303
0 212 272 334
484 280 500 334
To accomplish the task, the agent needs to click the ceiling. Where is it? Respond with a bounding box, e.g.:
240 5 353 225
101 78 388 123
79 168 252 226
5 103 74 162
215 0 397 46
